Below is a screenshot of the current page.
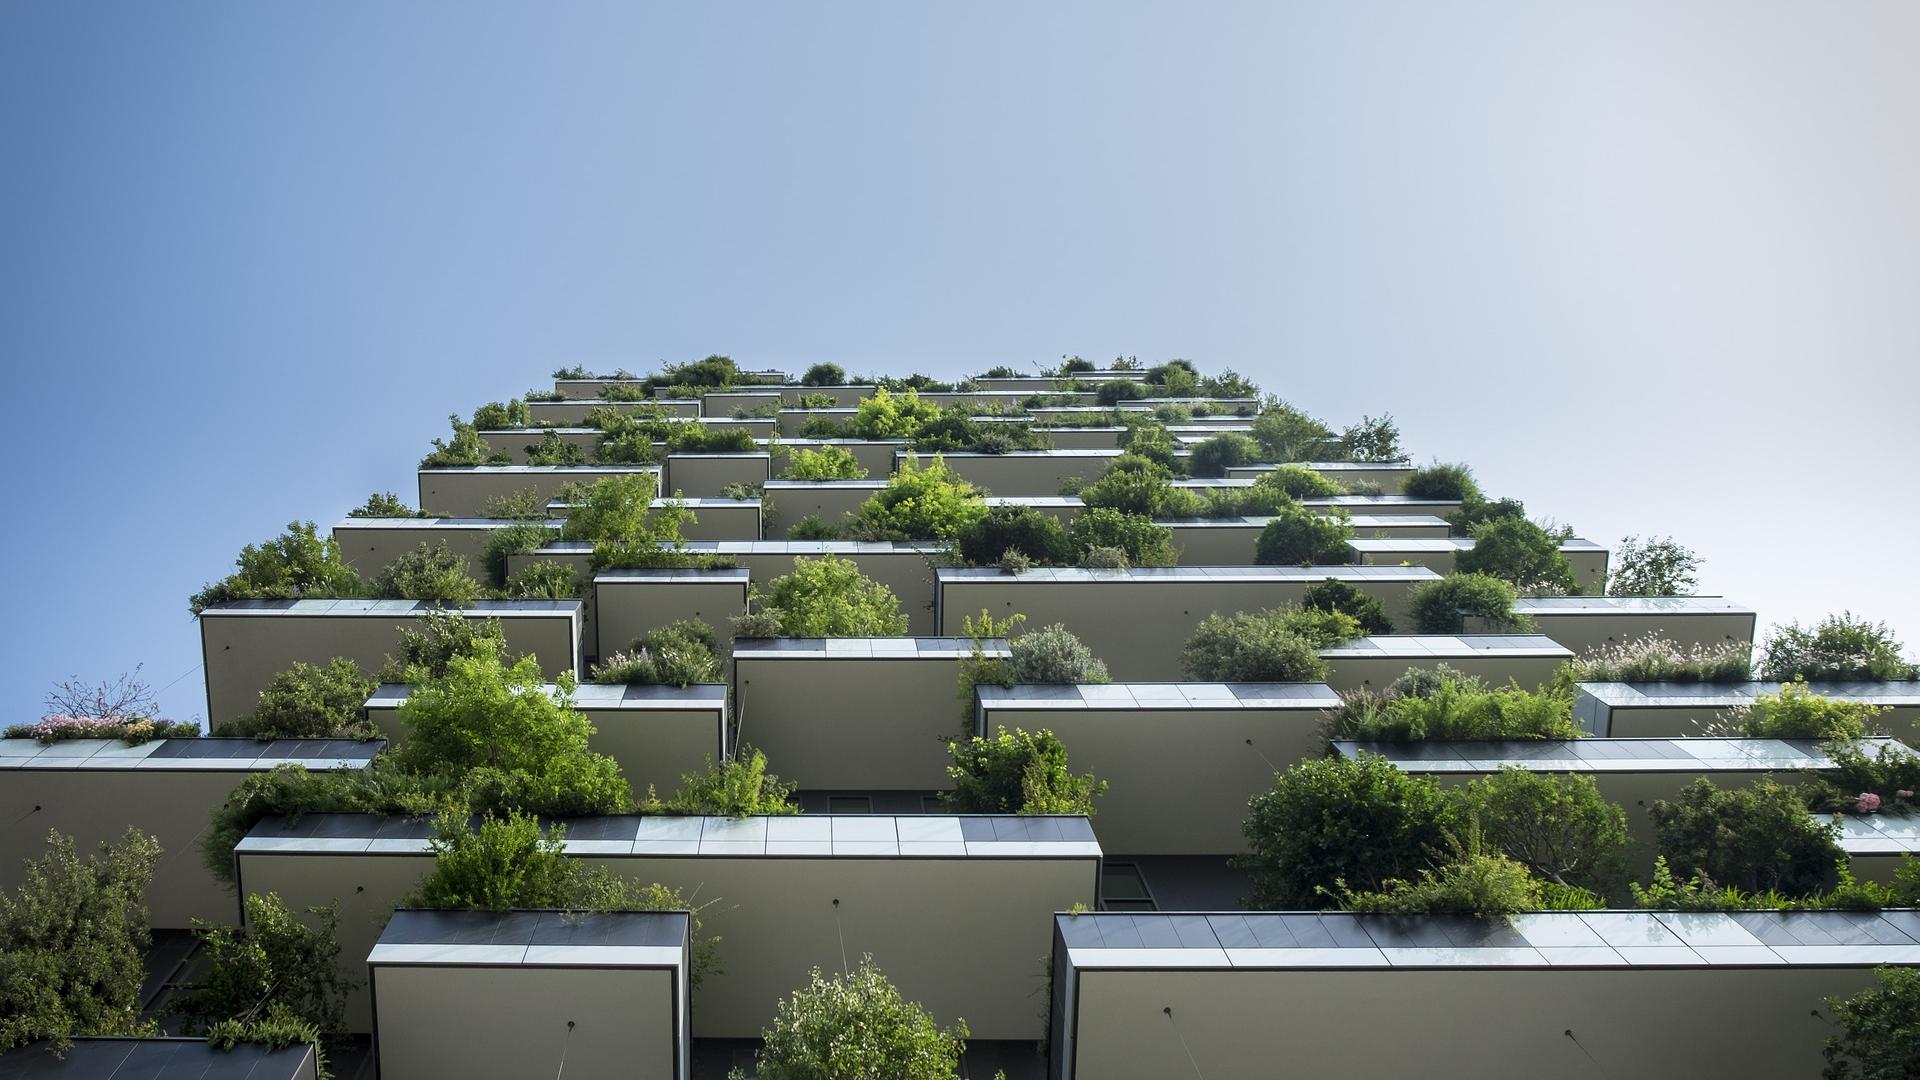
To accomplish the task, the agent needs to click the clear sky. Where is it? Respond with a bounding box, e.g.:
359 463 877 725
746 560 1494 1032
2 2 1915 726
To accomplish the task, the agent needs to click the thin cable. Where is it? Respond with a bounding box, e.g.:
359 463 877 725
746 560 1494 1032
6 805 42 827
1163 1007 1205 1079
832 899 849 976
554 1020 575 1079
154 661 205 697
1244 739 1279 773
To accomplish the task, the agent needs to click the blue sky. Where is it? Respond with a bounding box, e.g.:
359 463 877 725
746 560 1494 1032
3 2 1915 725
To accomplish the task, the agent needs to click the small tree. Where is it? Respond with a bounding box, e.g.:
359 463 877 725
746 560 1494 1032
735 957 968 1080
1457 517 1578 593
1822 966 1920 1080
1761 613 1919 682
1302 579 1393 635
1407 573 1529 634
219 658 378 740
1402 463 1481 503
755 556 910 638
190 521 363 614
1240 754 1452 909
1457 770 1629 894
1648 778 1842 896
943 727 1106 815
1078 465 1206 519
1250 402 1335 463
954 505 1072 567
800 362 847 387
845 456 985 541
369 542 481 605
1182 610 1330 682
1253 505 1353 565
1065 508 1177 567
560 473 666 543
1188 432 1260 477
1607 535 1700 597
171 892 352 1040
1744 681 1883 741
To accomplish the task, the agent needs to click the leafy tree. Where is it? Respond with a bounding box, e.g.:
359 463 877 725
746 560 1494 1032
780 445 867 481
943 727 1106 815
954 505 1073 567
0 828 161 1051
1078 465 1206 519
1607 535 1701 597
648 749 800 816
752 556 910 637
387 610 509 681
1744 681 1883 740
560 473 665 543
1334 415 1403 462
370 542 482 606
471 399 530 429
218 658 378 740
348 492 428 518
171 893 351 1041
1253 505 1354 565
1822 966 1920 1080
190 521 363 613
1457 769 1629 893
1303 579 1393 635
1182 610 1330 682
1761 613 1919 682
420 416 511 468
845 456 985 541
1007 624 1109 684
1649 778 1842 896
1456 517 1578 593
846 388 943 440
1250 401 1336 463
1407 573 1529 634
1240 754 1452 908
1402 463 1480 503
800 362 847 387
1188 432 1260 477
1066 508 1177 567
734 957 968 1080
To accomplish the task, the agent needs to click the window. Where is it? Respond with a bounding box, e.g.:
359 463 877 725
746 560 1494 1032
827 795 873 814
1101 863 1155 912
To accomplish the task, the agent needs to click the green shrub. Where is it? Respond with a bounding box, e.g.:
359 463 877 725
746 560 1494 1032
1448 494 1529 538
1079 465 1206 519
1254 464 1345 499
954 506 1072 567
1188 432 1260 477
1066 508 1177 567
1761 613 1919 682
1250 401 1336 462
1744 681 1883 740
1333 415 1402 462
796 393 838 410
1822 966 1920 1080
1570 634 1752 683
471 399 530 429
1456 517 1578 593
942 727 1106 815
1325 673 1581 742
522 429 585 466
752 556 909 637
190 522 363 614
1116 419 1179 472
779 445 867 481
370 542 481 606
591 619 723 686
734 957 967 1080
1403 463 1480 502
1271 606 1363 649
1799 742 1920 817
1607 535 1701 596
1239 753 1452 908
1407 573 1529 634
1335 848 1556 917
348 492 429 518
786 515 842 540
203 1006 324 1070
1199 481 1297 519
560 474 665 543
387 609 509 682
1253 505 1354 565
502 561 581 599
169 893 350 1042
486 487 550 521
646 749 799 816
800 362 846 386
1080 546 1129 569
0 828 160 1052
1182 610 1330 682
218 658 378 740
1457 769 1629 893
845 456 985 541
553 365 592 380
1649 778 1842 895
1007 624 1109 684
601 383 651 401
668 425 758 453
590 407 675 464
847 387 943 440
911 412 1051 454
1094 380 1149 407
421 416 511 468
1302 579 1393 635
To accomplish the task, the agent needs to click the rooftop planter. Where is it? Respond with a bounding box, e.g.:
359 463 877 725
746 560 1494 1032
235 812 1100 1038
662 450 770 499
1170 481 1462 519
776 384 875 407
768 437 906 479
1225 461 1416 493
912 449 1122 497
733 637 1011 790
365 681 725 796
1001 423 1127 450
697 389 783 416
1165 514 1451 565
1349 536 1610 594
543 498 762 542
1575 680 1920 740
935 566 1440 680
0 736 380 928
417 464 661 517
1048 909 1917 1080
975 372 1146 392
1495 596 1758 656
529 397 701 423
0 1039 320 1078
198 599 582 728
761 478 884 534
369 909 691 1080
1318 634 1573 693
976 683 1340 854
593 568 749 660
776 405 853 436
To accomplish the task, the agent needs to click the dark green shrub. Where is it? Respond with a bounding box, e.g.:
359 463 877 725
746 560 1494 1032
1403 463 1480 502
189 522 363 614
1094 380 1149 407
1182 610 1330 682
1007 624 1109 684
942 727 1106 815
1325 675 1582 741
1335 847 1558 916
170 893 351 1042
502 561 581 599
845 456 985 541
218 658 378 740
1333 415 1402 462
1649 778 1842 895
471 399 529 429
786 515 842 540
348 492 429 518
1250 402 1336 462
1761 613 1919 682
1116 419 1179 472
1255 464 1345 499
1066 508 1177 567
1448 494 1529 537
800 362 847 386
668 425 758 453
420 416 511 468
1187 432 1260 477
750 556 909 637
1253 505 1354 565
738 958 968 1080
1457 769 1629 894
658 354 742 389
645 749 799 816
370 542 481 606
1057 356 1096 375
1240 754 1453 908
955 506 1073 567
1822 966 1920 1079
1607 535 1701 596
1303 579 1393 635
591 619 723 686
1199 482 1297 519
523 429 585 466
388 609 508 681
1079 466 1206 519
1457 517 1579 593
1407 573 1529 634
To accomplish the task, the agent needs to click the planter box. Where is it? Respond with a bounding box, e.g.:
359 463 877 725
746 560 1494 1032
1224 461 1416 493
733 638 1010 790
776 384 876 407
768 438 906 479
0 1039 321 1078
418 465 661 517
593 568 750 659
530 398 701 423
912 449 1124 498
936 566 1440 680
1011 424 1126 450
1835 815 1920 882
918 390 1097 409
1164 514 1452 565
976 683 1340 854
983 496 1081 525
542 499 762 542
1349 536 1609 593
329 516 558 575
662 452 770 498
1574 680 1920 741
760 479 884 535
199 600 582 729
1318 634 1573 692
699 390 782 417
0 737 379 928
776 407 853 436
477 426 604 462
975 372 1145 392
366 682 725 797
236 812 1100 1037
1171 481 1462 519
1048 910 1912 1080
370 909 691 1080
1496 596 1758 657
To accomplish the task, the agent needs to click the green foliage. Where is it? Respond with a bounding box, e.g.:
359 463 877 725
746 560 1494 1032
1079 464 1206 519
1065 508 1177 567
1250 401 1336 463
786 515 842 540
486 487 550 521
751 556 910 637
1628 856 1903 913
388 609 508 682
1093 380 1149 407
0 828 160 1052
1303 579 1393 635
1648 778 1842 895
646 749 800 816
171 893 350 1041
421 415 511 468
1403 463 1480 502
553 365 593 380
1570 634 1753 683
1745 681 1883 740
796 393 838 410
1116 418 1179 472
1457 517 1579 593
348 492 429 518
943 727 1106 815
370 542 481 606
1800 742 1920 817
1333 414 1403 462
471 399 530 429
591 619 723 686
1325 673 1583 742
1253 505 1354 565
523 429 586 466
733 957 967 1080
1254 464 1346 499
1407 572 1530 634
601 383 651 401
1182 609 1331 682
559 473 664 542
1335 846 1561 916
911 412 1051 454
955 505 1072 567
203 1005 324 1072
800 362 847 386
847 387 943 440
845 455 985 541
1198 480 1297 519
1822 965 1920 1080
657 353 744 389
589 406 674 464
1607 535 1701 596
1188 432 1260 477
780 445 867 481
1007 624 1110 684
1239 754 1453 908
190 521 363 614
668 425 758 453
1457 769 1629 893
502 561 581 599
218 658 378 740
1762 613 1919 682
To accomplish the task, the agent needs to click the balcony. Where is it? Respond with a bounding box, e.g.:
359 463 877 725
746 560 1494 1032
1574 680 1920 741
417 465 661 517
1499 596 1758 656
593 568 750 660
913 449 1123 497
662 451 770 499
1349 536 1610 594
1164 514 1451 565
529 397 701 423
1224 461 1417 493
1318 634 1572 692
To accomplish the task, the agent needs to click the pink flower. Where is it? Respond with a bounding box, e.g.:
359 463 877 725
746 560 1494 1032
1897 790 1915 800
1855 792 1883 813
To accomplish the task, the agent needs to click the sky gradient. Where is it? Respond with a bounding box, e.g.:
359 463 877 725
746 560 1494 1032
3 2 1915 725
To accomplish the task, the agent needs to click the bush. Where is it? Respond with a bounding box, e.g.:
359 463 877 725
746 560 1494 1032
1007 624 1109 684
502 561 581 599
1334 415 1402 462
190 521 363 613
1608 535 1701 596
1080 546 1129 570
1198 481 1297 519
1456 517 1579 593
218 658 378 740
845 456 985 541
750 556 910 638
1240 754 1453 908
170 893 350 1041
1182 610 1330 682
349 492 429 518
1649 778 1842 895
420 416 511 468
388 609 508 682
800 362 846 386
1272 606 1364 649
1254 464 1345 499
560 474 670 544
1325 674 1581 742
591 619 723 686
1253 505 1354 565
786 515 841 540
1570 634 1753 683
955 506 1073 567
370 542 481 606
647 749 799 816
1302 579 1393 635
523 429 586 466
1336 848 1555 917
1079 465 1206 519
1800 741 1920 817
1116 419 1179 472
846 387 943 440
1407 573 1529 634
779 445 867 481
668 425 758 453
1094 380 1149 407
1066 508 1177 567
1403 463 1480 502
471 399 530 429
1250 402 1336 462
1761 613 1919 682
1457 769 1629 893
942 727 1106 815
1823 966 1920 1080
1743 681 1883 740
480 522 556 586
734 957 967 1080
1188 432 1261 477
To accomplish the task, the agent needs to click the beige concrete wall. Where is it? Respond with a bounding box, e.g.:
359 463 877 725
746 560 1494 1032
738 550 942 635
777 385 873 407
699 390 782 417
420 468 660 517
768 440 902 479
760 481 880 535
1321 652 1566 693
663 454 770 498
332 522 500 576
1519 612 1756 658
929 452 1120 497
594 576 747 658
530 399 701 423
734 656 968 789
